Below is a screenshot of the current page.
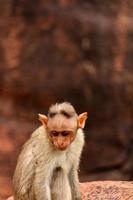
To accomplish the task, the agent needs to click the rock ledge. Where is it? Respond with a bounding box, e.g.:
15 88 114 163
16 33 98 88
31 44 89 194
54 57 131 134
6 181 133 200
80 181 133 200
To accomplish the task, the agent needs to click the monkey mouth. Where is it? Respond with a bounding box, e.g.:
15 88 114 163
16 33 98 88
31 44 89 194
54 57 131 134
57 146 67 151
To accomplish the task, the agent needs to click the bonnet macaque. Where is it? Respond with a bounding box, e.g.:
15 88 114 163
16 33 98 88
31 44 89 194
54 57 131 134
13 102 88 200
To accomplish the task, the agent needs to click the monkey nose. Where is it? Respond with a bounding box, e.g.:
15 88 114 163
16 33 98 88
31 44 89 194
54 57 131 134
58 143 67 150
59 142 64 147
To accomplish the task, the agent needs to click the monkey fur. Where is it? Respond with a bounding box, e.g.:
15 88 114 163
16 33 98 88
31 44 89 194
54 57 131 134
13 102 87 200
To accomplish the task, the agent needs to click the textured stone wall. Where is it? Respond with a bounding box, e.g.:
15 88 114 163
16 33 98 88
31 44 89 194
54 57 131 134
0 0 133 198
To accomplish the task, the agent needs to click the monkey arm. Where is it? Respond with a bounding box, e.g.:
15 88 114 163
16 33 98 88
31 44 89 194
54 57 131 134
12 141 36 199
33 169 51 200
13 128 52 200
69 167 81 200
33 181 51 200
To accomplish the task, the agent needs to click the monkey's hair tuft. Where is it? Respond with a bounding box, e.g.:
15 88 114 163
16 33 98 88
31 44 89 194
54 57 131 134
48 102 77 118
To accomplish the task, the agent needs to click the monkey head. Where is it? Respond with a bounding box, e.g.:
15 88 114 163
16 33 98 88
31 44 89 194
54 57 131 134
38 102 88 151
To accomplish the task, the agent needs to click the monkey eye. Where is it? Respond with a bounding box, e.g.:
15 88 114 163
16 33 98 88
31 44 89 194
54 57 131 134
51 131 59 137
61 131 69 137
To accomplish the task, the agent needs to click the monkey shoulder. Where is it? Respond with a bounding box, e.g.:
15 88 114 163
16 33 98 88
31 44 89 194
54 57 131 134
70 129 84 153
30 125 46 140
21 126 44 150
66 129 85 167
30 125 50 157
17 126 48 165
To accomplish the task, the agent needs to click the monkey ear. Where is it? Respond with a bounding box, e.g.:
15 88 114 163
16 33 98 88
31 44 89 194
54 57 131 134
38 114 48 126
78 112 88 129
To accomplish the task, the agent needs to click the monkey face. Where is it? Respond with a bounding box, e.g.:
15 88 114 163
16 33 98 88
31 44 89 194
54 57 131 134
48 130 76 151
46 114 78 150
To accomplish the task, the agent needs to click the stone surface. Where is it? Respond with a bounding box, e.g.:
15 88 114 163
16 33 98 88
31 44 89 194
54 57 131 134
80 181 133 200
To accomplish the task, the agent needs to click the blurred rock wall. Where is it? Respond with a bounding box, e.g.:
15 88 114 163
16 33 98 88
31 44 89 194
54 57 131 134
0 0 133 198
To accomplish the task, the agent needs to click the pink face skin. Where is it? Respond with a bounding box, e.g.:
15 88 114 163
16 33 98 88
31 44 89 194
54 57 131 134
7 197 14 200
48 130 76 151
47 115 78 150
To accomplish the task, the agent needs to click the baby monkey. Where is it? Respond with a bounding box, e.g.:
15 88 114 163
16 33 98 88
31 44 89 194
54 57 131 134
13 102 88 200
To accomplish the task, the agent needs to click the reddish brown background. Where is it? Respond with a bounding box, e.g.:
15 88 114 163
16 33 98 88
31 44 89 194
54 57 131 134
0 0 133 199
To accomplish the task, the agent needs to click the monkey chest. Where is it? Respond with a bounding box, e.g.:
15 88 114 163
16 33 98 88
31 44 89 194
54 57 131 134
54 151 78 172
54 153 72 172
